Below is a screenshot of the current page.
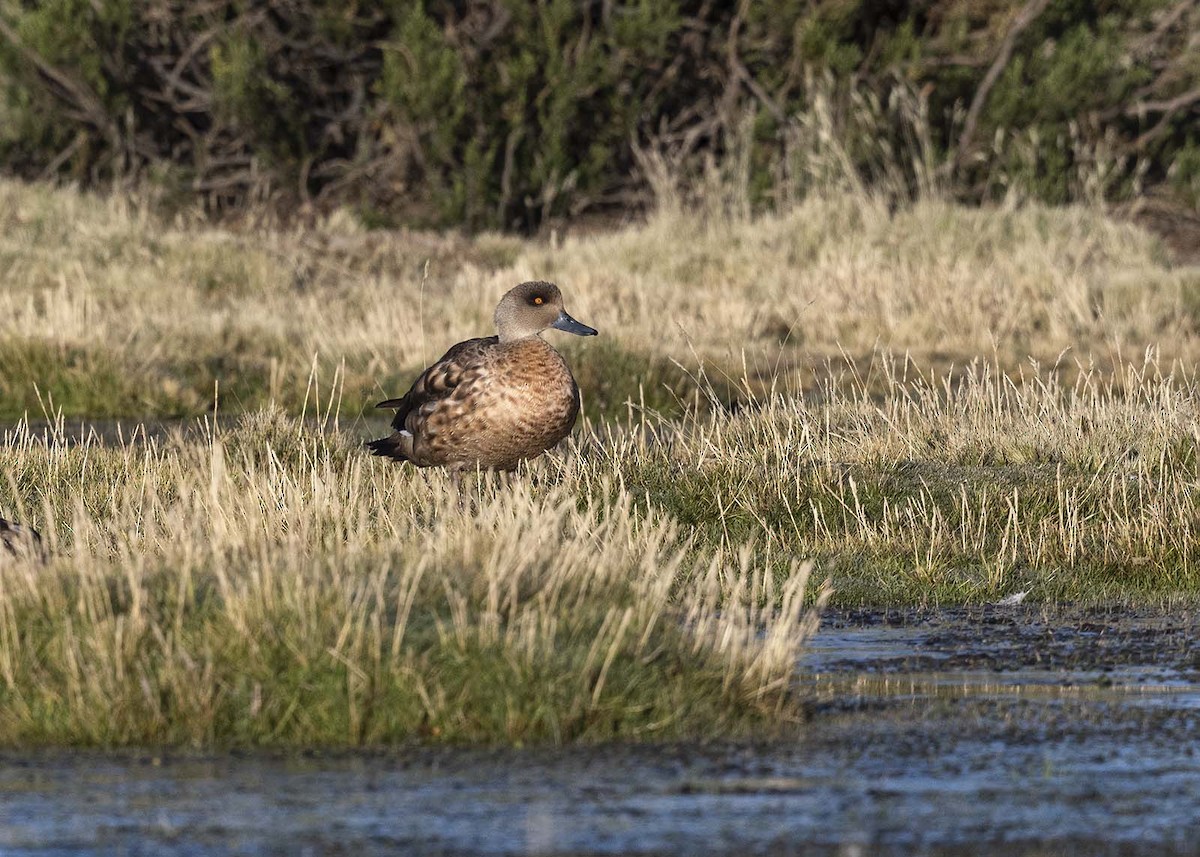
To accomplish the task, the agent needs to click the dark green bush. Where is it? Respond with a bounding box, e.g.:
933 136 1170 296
378 0 680 229
0 0 1195 229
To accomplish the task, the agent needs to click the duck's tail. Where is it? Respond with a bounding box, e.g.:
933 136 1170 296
364 430 414 463
1 516 46 563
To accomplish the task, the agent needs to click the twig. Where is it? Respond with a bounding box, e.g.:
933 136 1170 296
1131 0 1196 56
1132 86 1200 117
1132 86 1200 149
949 0 1053 177
725 0 786 125
0 14 119 146
38 131 87 179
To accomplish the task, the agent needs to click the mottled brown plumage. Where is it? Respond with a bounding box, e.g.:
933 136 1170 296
367 281 597 472
1 516 45 564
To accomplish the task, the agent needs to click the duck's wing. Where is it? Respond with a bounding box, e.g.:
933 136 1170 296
367 336 498 462
376 336 498 428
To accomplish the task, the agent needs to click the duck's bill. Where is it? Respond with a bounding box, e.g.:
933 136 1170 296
551 311 598 336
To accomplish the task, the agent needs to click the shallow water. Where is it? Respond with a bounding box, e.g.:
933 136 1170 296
4 607 1200 856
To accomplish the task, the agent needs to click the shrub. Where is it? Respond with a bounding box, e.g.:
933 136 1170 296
0 0 1195 229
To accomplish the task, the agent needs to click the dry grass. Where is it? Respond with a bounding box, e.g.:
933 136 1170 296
1 174 1199 746
2 177 1197 419
0 411 825 746
582 356 1200 605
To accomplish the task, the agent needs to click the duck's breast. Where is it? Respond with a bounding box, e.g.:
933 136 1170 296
421 338 579 469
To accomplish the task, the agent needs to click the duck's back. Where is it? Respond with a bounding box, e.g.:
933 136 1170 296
380 336 498 434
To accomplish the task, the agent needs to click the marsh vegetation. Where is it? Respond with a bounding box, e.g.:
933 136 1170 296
1 172 1199 746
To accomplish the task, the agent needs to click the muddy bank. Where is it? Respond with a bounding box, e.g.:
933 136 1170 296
3 607 1200 856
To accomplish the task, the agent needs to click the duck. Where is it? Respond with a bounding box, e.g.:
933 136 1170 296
0 516 45 563
366 281 597 475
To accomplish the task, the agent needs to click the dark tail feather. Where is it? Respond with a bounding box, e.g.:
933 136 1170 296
1 516 46 563
365 433 411 463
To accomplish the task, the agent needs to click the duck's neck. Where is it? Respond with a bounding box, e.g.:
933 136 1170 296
496 327 543 344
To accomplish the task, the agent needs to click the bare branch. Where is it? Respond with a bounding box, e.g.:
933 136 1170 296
0 13 119 146
949 0 1053 177
1133 86 1200 149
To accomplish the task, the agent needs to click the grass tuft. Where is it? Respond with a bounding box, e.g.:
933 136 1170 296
0 414 825 747
3 177 1200 746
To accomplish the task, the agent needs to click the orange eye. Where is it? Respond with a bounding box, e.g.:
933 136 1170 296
533 296 544 305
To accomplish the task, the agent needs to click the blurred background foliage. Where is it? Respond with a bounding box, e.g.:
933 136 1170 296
0 0 1196 231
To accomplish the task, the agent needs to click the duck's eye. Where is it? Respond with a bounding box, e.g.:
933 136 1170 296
532 296 544 305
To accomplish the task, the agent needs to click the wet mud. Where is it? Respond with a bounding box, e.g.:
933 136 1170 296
3 606 1200 856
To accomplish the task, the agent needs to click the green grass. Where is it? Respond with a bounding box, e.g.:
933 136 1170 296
0 328 699 427
2 177 1200 748
3 357 1200 748
0 411 822 748
588 366 1200 607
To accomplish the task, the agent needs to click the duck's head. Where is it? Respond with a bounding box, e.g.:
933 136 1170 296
494 281 598 343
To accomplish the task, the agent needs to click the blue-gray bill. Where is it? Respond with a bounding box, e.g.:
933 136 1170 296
551 311 598 336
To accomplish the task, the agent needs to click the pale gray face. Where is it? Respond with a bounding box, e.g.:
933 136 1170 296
494 281 598 342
